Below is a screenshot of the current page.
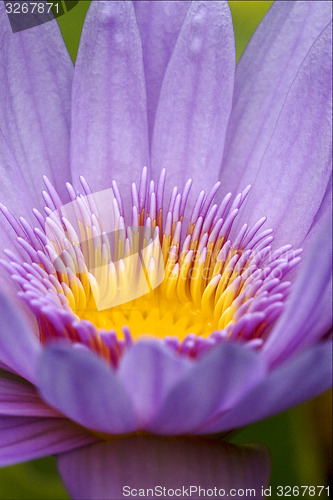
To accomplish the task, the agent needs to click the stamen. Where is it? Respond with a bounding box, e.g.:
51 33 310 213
0 169 301 364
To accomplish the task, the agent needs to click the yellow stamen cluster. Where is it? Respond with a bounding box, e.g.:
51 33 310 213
1 172 301 360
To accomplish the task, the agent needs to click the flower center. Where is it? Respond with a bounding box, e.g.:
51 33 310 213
0 169 301 363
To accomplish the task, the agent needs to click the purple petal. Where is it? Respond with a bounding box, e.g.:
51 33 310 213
70 1 150 196
147 343 265 435
0 229 23 297
302 172 332 247
133 1 190 141
118 340 191 426
0 132 35 219
235 22 332 247
0 371 59 417
0 148 32 305
0 361 13 372
200 341 332 434
221 1 332 196
0 293 41 384
262 214 332 367
58 436 270 500
0 134 36 302
0 415 96 467
0 3 73 203
151 1 235 196
0 137 43 313
0 243 38 335
37 344 138 434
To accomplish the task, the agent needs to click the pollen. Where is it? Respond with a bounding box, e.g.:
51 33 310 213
0 169 302 365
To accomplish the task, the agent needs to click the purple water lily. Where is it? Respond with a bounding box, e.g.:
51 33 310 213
0 0 332 496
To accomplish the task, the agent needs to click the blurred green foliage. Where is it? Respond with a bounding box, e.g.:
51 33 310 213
0 456 69 499
1 1 331 499
57 0 90 61
229 0 272 60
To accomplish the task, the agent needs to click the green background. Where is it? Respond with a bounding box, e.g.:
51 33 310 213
0 1 331 499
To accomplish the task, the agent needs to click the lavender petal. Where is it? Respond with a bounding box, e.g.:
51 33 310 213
118 340 191 426
0 293 41 384
262 214 332 367
147 342 265 435
200 341 332 434
58 436 270 500
70 1 150 200
0 3 73 203
302 172 332 248
236 22 332 247
221 1 332 198
133 1 190 142
151 1 235 199
0 372 59 417
0 415 96 467
37 344 138 434
0 133 35 221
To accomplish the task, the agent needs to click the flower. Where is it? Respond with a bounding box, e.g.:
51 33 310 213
0 0 331 495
